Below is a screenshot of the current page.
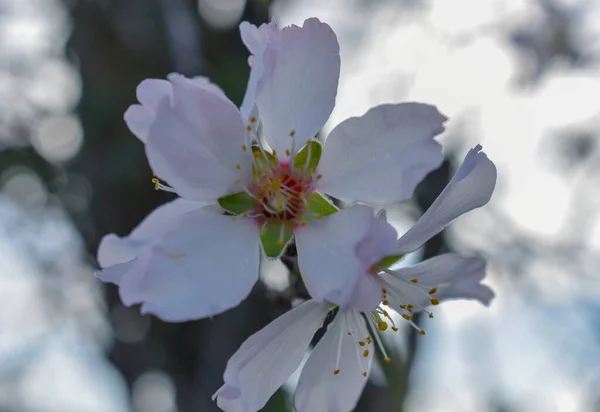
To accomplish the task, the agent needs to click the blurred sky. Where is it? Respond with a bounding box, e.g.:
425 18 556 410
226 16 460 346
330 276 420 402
1 0 600 411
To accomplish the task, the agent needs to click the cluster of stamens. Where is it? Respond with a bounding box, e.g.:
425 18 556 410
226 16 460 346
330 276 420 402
232 118 323 230
332 311 393 378
373 264 440 336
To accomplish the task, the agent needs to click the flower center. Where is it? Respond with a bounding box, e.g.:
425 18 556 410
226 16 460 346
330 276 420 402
251 163 311 221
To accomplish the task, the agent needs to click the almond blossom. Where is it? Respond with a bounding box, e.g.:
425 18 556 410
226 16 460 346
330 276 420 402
96 17 447 321
213 145 497 412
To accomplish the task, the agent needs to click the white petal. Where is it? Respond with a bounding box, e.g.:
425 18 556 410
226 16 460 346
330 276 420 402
118 211 260 321
256 18 340 155
145 75 252 201
383 254 494 308
318 103 446 203
214 300 329 412
395 145 497 254
96 261 133 285
295 205 382 308
124 104 154 143
190 75 228 102
123 79 172 143
96 198 204 269
239 19 279 121
136 79 172 109
295 311 372 412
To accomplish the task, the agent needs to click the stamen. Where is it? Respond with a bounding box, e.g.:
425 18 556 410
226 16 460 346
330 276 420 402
151 177 176 193
334 312 345 375
364 314 391 363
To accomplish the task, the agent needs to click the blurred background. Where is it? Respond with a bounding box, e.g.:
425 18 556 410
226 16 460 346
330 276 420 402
0 0 599 411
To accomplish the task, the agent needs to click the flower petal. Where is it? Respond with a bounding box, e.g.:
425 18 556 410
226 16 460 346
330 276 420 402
214 300 329 412
145 74 252 201
296 205 394 310
239 19 279 122
96 198 205 269
383 254 494 308
295 311 372 412
256 18 340 155
318 103 446 203
117 210 260 322
395 145 497 254
124 76 227 143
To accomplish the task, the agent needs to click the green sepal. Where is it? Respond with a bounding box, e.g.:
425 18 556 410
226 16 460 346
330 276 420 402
293 140 322 176
217 192 255 215
251 145 277 175
301 192 338 222
260 219 294 259
377 254 405 269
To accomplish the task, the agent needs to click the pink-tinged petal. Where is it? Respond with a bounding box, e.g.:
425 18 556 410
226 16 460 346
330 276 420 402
239 19 279 122
256 18 340 156
214 300 329 412
145 74 251 201
295 311 372 412
118 210 260 322
296 205 394 310
395 145 497 254
388 254 494 307
96 198 205 270
318 103 446 203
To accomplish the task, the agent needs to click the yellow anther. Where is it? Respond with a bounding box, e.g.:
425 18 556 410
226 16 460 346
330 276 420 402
392 327 399 332
250 116 257 123
401 314 411 321
366 336 372 344
383 311 389 317
235 179 241 184
290 130 295 137
347 332 352 336
382 288 387 294
399 304 406 309
241 145 247 151
151 178 159 183
272 150 277 156
382 300 389 306
362 372 367 377
316 174 323 180
384 357 392 364
419 330 426 336
246 125 252 131
242 212 249 217
377 322 388 332
359 341 366 346
429 313 434 319
334 369 340 375
430 298 439 305
231 216 237 221
429 287 438 294
285 149 291 156
363 349 369 357
236 164 241 170
407 304 414 309
410 278 419 283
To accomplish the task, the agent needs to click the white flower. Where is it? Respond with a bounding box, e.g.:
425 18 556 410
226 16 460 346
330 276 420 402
97 17 447 321
213 145 497 412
